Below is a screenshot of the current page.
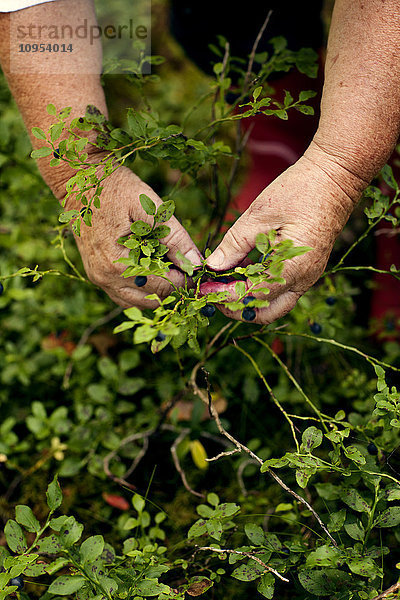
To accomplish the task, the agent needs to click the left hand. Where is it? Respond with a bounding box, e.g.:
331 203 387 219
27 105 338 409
200 150 365 324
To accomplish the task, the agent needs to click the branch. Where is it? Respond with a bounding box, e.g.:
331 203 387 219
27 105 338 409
190 364 338 547
371 581 400 600
195 546 289 583
170 429 205 499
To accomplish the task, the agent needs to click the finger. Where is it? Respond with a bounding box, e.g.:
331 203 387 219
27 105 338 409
215 289 301 325
206 208 267 271
162 215 203 269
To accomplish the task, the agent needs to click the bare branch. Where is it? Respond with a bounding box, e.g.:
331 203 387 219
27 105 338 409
371 581 400 600
195 546 289 583
242 9 273 94
171 429 205 499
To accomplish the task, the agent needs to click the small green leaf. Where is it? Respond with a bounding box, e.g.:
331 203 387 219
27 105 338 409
132 494 145 513
381 164 399 190
348 558 379 578
31 127 47 140
206 518 223 541
79 535 104 564
46 475 62 511
187 519 207 539
327 509 346 533
244 523 265 546
130 220 152 236
31 146 52 159
344 445 366 465
301 426 323 452
46 103 57 115
375 506 400 527
155 200 175 223
4 520 27 553
48 575 86 595
257 572 275 599
139 193 156 216
50 122 64 143
15 505 40 533
231 561 265 582
342 488 370 513
207 493 219 507
190 440 208 470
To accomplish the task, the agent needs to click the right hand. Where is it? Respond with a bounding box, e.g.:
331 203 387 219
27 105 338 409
57 166 203 308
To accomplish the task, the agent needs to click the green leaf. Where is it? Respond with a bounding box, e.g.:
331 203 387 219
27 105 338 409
135 578 169 596
59 516 84 547
15 505 40 533
213 503 240 518
50 122 64 143
257 572 275 599
306 545 341 568
344 515 365 541
36 534 63 554
341 488 370 513
31 127 47 140
348 558 379 578
155 200 175 223
253 86 262 101
381 164 399 190
327 509 346 533
298 568 352 596
46 475 62 511
231 561 265 582
130 220 152 236
176 251 195 276
46 103 57 115
79 535 104 564
301 427 323 452
187 519 207 539
375 506 400 527
31 146 52 159
190 439 208 469
244 523 265 546
139 193 157 216
48 575 86 595
344 445 366 465
296 469 312 488
206 518 223 541
4 520 27 553
132 494 145 513
315 483 341 501
207 492 219 507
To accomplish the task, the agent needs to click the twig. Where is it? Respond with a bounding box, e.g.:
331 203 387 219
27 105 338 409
237 459 259 497
371 581 400 600
170 429 205 499
103 428 154 488
242 9 273 93
190 363 338 547
62 306 123 388
195 546 289 583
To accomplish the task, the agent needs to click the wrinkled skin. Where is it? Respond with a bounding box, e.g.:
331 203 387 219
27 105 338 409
201 148 363 324
62 166 203 308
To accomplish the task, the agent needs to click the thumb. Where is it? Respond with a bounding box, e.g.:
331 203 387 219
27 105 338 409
206 214 264 271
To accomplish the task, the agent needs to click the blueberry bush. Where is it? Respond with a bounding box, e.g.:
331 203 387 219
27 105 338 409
1 12 400 600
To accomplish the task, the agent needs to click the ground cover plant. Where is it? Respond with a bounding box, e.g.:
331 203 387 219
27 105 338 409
1 9 400 600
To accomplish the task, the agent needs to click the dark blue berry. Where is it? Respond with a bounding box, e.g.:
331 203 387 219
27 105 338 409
78 117 84 123
10 577 24 590
0 282 3 295
242 296 255 306
200 304 216 318
217 276 229 283
155 332 166 342
281 547 290 555
134 276 147 287
367 442 378 455
310 322 322 334
53 147 61 159
385 320 396 332
242 307 256 321
325 296 336 306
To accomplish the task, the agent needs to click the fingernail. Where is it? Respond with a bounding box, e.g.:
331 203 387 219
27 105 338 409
207 248 224 269
184 249 202 265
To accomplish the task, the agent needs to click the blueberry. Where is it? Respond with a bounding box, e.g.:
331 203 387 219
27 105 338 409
0 282 3 295
155 332 166 342
53 147 61 159
281 547 290 555
10 576 24 590
78 117 84 123
242 307 256 321
134 276 147 287
310 322 322 334
242 296 255 306
217 276 229 283
325 296 336 306
200 304 216 318
367 442 378 455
